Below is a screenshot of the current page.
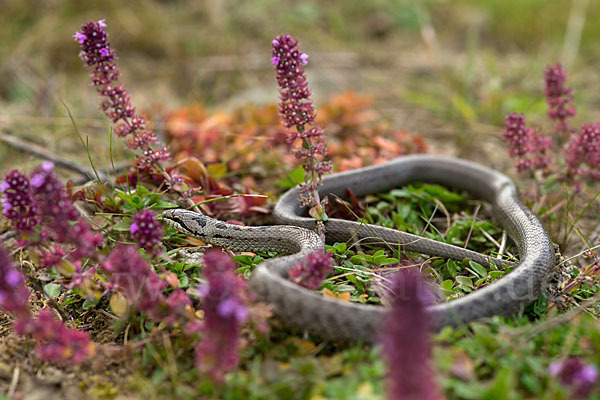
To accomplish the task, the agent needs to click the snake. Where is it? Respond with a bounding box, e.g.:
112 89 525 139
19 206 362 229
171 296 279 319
162 155 555 344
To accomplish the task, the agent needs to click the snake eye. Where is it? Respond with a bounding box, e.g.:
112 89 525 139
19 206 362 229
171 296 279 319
162 211 184 228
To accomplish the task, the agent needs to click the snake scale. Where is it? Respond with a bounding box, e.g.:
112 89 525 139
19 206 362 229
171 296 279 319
162 155 555 343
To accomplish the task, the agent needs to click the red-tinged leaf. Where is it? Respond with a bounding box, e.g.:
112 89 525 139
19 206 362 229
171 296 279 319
374 136 401 153
115 171 139 186
164 272 180 288
179 157 209 184
247 206 270 214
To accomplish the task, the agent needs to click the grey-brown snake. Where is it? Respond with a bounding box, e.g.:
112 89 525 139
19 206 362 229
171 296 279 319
162 155 555 343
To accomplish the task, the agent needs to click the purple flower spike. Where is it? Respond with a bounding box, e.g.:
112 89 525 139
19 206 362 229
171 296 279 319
29 164 102 262
195 249 248 382
75 19 170 170
24 309 95 365
1 170 39 232
0 245 30 318
566 123 600 184
300 53 309 65
549 358 598 398
288 250 333 289
545 63 576 136
72 31 87 44
41 161 54 172
1 164 103 268
381 270 441 400
217 298 248 322
272 34 332 226
272 34 316 130
503 112 552 173
103 244 189 325
130 209 163 255
103 244 165 310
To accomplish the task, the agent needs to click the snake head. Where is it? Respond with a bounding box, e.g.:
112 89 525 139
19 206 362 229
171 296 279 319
161 209 211 237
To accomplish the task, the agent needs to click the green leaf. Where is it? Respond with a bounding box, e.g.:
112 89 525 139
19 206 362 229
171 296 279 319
379 257 399 266
253 256 264 264
43 283 61 298
373 250 385 258
468 261 488 278
334 242 347 254
372 254 387 265
520 372 542 394
233 254 254 266
489 271 505 280
440 279 454 295
275 166 306 188
82 299 99 309
445 260 460 279
178 274 189 288
346 274 364 292
351 255 366 265
112 220 132 232
389 188 411 198
61 296 79 307
151 200 179 210
455 276 473 287
423 184 464 202
455 276 474 292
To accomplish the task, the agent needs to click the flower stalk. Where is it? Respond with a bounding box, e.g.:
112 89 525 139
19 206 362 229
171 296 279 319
272 34 332 238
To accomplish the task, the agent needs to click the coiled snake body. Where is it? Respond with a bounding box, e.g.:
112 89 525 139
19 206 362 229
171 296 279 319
162 155 555 343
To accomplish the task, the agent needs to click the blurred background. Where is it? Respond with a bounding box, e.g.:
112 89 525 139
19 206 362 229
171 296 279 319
1 0 600 175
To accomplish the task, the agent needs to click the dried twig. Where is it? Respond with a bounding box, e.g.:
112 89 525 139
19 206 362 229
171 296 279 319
8 367 19 398
0 231 17 241
1 131 131 184
1 131 101 178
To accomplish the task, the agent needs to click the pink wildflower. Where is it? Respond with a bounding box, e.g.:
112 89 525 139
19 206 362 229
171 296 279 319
103 244 165 311
20 309 95 365
0 246 92 365
549 358 598 398
1 163 102 267
195 249 248 381
0 246 30 318
0 170 39 232
503 113 552 173
74 19 169 170
29 162 102 262
545 63 576 136
272 34 332 233
130 209 163 255
288 250 333 289
272 35 315 130
381 270 441 400
156 289 192 326
103 244 188 325
566 123 600 184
